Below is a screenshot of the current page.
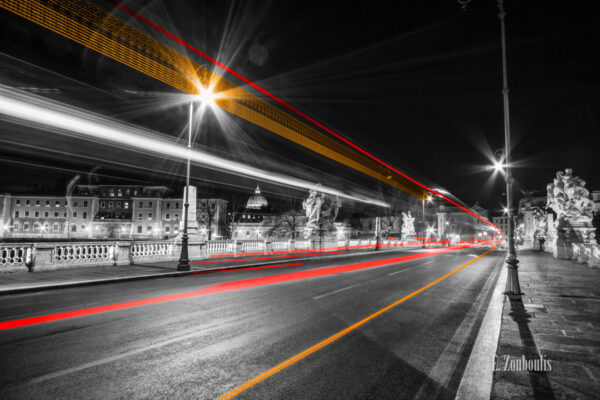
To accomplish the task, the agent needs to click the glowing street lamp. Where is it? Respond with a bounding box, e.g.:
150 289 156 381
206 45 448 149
177 84 221 271
465 0 521 295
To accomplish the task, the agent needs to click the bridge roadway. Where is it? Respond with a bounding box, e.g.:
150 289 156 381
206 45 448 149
0 246 504 399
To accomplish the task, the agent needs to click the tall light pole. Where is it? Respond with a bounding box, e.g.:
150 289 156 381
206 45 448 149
177 85 221 271
459 0 521 295
177 100 194 271
422 195 432 247
498 0 521 295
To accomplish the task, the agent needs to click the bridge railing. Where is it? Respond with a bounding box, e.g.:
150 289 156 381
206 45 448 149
0 244 31 270
131 241 175 259
1 237 417 273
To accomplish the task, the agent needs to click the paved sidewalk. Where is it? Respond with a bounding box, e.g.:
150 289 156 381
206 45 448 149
491 250 600 400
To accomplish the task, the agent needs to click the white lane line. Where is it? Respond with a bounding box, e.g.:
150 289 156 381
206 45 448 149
29 323 223 384
388 259 434 276
387 269 409 276
313 284 361 300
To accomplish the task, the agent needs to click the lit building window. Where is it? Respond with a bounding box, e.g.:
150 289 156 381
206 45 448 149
124 202 129 209
55 201 60 207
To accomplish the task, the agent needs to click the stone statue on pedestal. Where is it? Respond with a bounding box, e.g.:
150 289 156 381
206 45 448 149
546 168 595 224
401 211 416 242
546 168 596 259
302 184 341 239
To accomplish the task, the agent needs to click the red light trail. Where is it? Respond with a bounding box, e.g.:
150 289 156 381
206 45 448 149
0 245 472 331
108 0 503 236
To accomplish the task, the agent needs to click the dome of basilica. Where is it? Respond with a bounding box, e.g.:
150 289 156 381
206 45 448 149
246 185 268 210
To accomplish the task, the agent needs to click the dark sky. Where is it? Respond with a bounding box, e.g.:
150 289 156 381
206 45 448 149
1 0 598 214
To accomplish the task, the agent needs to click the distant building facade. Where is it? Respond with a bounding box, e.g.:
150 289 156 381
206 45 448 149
0 184 228 241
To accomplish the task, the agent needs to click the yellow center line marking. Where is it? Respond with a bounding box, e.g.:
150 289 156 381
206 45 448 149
217 247 496 399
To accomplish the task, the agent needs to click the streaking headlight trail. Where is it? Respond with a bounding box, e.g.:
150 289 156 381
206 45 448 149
0 85 388 207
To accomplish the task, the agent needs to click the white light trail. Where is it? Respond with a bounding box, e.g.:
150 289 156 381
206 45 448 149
0 85 388 207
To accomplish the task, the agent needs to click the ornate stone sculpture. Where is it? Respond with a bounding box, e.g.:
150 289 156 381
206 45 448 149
546 168 595 224
401 211 416 241
546 168 597 259
302 184 341 238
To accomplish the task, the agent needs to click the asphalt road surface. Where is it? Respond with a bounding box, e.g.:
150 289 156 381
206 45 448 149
0 246 504 400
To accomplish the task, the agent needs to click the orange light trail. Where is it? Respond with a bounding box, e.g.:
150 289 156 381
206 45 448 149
0 0 503 235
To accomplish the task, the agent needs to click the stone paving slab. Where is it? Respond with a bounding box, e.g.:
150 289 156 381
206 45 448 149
491 250 600 400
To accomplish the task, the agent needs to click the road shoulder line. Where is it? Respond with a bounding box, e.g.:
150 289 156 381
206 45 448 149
455 254 507 400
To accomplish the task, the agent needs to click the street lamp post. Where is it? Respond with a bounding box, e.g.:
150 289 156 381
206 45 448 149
422 195 431 247
459 0 521 298
177 101 194 271
498 0 521 295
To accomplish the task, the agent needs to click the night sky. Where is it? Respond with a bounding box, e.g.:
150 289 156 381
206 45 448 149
1 0 598 215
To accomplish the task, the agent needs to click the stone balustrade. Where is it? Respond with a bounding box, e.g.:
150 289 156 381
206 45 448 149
131 241 175 260
207 241 236 255
0 237 410 273
0 244 32 272
294 240 311 249
53 243 114 264
241 240 265 253
271 240 290 251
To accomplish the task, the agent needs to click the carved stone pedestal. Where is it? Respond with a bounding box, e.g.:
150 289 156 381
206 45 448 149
552 219 596 261
553 230 572 260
